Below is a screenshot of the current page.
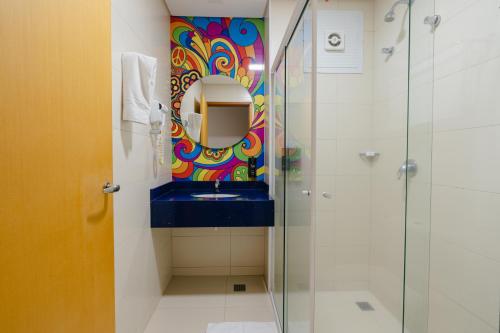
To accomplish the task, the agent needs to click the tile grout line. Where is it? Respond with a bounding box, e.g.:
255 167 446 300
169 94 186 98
224 275 228 321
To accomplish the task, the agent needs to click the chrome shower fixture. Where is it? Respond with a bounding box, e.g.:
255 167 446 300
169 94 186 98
424 15 441 31
382 47 395 55
384 0 414 22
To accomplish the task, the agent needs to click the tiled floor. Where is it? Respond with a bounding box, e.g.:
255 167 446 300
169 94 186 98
144 275 277 333
314 291 403 333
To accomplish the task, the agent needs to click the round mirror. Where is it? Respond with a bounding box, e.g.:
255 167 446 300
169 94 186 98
180 75 253 149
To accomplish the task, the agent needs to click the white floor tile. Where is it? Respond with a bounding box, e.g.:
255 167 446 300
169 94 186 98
144 307 225 333
225 306 276 322
157 276 227 308
144 276 275 333
314 291 402 333
207 321 278 333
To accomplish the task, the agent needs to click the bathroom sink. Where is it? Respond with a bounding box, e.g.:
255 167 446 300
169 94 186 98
191 193 240 199
150 181 274 228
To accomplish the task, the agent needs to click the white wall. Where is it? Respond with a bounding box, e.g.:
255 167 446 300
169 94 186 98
268 0 299 68
401 1 500 332
111 1 172 332
312 0 410 328
313 1 500 333
426 1 500 332
171 228 266 276
369 0 409 320
313 0 409 322
314 0 375 293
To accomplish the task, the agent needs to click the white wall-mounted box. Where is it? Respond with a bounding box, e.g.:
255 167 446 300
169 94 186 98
311 10 364 74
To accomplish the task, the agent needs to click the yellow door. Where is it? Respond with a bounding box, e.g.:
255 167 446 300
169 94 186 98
0 1 115 332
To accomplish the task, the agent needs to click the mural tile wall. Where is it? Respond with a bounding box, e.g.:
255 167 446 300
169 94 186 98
170 16 265 181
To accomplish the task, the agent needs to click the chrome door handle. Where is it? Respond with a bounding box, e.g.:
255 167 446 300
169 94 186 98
397 159 417 179
302 190 311 196
103 182 120 194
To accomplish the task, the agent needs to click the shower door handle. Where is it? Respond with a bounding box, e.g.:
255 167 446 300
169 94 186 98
397 159 417 179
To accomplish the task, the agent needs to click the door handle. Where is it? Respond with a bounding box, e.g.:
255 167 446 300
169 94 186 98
397 159 417 179
103 182 120 194
302 190 311 196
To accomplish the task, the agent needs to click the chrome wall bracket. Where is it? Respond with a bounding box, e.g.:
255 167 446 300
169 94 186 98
359 151 380 161
424 15 441 32
321 192 332 199
382 47 395 56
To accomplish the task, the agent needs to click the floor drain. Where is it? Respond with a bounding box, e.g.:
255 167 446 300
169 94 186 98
233 284 246 292
356 301 375 311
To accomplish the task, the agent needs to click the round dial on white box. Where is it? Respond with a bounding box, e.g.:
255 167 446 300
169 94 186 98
325 31 345 51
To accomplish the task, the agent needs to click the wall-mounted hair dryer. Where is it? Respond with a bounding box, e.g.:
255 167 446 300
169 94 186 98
150 101 169 134
150 101 169 166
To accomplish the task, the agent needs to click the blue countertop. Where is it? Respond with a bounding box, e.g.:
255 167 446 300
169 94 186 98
150 181 274 228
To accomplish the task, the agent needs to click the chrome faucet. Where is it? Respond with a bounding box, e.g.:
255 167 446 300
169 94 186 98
215 179 220 192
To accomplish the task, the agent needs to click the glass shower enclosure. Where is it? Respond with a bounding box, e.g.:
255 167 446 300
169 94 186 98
272 0 499 333
272 5 313 332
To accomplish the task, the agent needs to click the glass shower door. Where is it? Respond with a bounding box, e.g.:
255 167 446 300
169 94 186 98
404 0 435 332
405 1 500 333
273 57 286 328
285 3 313 333
274 1 500 333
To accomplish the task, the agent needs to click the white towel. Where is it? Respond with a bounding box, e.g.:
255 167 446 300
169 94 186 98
187 112 203 143
206 322 277 333
121 52 157 124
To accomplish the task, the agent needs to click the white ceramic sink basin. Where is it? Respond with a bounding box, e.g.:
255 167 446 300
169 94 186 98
191 193 240 199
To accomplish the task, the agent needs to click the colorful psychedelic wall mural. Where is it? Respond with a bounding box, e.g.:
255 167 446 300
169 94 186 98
170 16 265 181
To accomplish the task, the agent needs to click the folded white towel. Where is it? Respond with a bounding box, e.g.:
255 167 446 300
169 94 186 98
187 112 203 143
121 52 157 124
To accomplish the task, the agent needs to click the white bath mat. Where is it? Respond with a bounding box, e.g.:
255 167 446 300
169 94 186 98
206 322 277 333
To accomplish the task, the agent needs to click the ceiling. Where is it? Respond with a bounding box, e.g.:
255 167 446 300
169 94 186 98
164 0 268 18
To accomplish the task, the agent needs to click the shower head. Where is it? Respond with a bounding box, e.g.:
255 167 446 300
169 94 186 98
384 10 396 22
384 0 413 23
